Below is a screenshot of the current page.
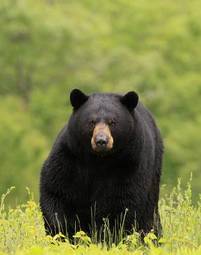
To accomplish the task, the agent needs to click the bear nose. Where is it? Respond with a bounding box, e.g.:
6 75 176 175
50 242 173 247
95 134 108 148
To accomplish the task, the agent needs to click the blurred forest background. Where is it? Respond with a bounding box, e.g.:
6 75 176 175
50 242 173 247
0 0 201 204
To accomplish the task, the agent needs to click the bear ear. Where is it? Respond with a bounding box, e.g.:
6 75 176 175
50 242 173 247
70 89 89 109
120 91 139 111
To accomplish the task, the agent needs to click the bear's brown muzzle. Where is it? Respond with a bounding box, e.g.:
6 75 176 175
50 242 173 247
91 123 113 152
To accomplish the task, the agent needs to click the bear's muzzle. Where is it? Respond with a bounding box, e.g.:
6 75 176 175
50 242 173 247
91 122 113 153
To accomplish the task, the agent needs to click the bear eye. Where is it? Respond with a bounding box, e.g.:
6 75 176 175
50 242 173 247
88 120 96 129
108 120 116 127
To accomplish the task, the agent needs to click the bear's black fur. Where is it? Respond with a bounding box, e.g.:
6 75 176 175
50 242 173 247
40 89 163 240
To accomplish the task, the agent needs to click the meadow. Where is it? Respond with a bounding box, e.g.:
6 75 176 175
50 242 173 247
0 180 200 255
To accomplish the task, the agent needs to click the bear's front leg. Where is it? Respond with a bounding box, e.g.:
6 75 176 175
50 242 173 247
40 189 76 238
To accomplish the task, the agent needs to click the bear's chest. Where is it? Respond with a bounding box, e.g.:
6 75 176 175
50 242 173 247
65 163 135 213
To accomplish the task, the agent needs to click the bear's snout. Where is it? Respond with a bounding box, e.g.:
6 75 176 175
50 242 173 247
91 122 113 152
95 133 108 148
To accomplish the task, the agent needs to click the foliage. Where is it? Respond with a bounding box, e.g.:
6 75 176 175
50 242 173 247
0 183 201 255
0 0 201 201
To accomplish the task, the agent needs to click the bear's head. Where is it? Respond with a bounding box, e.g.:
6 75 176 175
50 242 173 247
68 89 139 158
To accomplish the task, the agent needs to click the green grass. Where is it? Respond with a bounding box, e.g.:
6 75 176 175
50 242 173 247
0 181 201 255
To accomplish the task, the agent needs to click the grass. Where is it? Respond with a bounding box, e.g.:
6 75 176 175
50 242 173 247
0 180 200 255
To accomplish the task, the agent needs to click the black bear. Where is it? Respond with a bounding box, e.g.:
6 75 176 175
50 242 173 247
40 89 163 240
